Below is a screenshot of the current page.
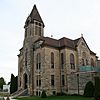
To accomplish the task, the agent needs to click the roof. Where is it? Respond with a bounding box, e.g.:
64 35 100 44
25 5 44 27
90 50 96 55
35 36 96 55
59 37 75 49
35 37 79 50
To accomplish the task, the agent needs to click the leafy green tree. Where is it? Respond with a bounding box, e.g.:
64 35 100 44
10 74 18 94
15 76 18 92
94 77 100 100
0 77 6 90
10 74 15 94
83 81 94 97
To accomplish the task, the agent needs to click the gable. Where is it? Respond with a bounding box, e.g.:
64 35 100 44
76 37 90 52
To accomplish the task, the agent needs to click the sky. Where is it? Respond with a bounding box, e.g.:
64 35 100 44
0 0 100 83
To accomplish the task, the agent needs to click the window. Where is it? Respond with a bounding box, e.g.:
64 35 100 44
86 59 88 65
36 53 41 69
25 28 27 38
36 54 38 69
82 59 85 66
36 91 41 96
39 91 41 96
35 22 38 25
39 23 41 26
35 25 38 35
91 58 95 67
36 75 41 87
36 79 38 86
51 75 54 86
70 53 75 69
25 49 27 66
62 75 65 86
82 52 87 66
39 80 41 87
61 53 64 69
51 52 54 68
36 91 38 96
35 23 41 36
39 27 41 36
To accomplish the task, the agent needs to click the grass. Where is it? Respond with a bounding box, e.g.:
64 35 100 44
16 95 93 100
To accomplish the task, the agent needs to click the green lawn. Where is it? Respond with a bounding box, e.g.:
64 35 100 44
16 96 93 100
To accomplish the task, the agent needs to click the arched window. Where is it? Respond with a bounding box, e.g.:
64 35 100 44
25 49 27 66
70 53 75 69
86 59 88 65
51 52 54 68
36 54 38 69
82 59 85 66
35 22 42 36
36 75 41 87
91 58 95 67
61 53 64 69
51 75 54 86
36 53 41 69
62 75 65 86
82 52 86 66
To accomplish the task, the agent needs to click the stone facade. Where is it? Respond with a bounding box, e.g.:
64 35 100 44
18 5 100 96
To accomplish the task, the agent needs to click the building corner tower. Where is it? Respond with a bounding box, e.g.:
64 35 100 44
18 5 44 96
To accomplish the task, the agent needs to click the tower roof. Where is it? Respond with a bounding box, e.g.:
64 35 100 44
25 5 44 27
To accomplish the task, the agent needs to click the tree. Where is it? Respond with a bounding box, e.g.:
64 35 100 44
15 76 18 92
10 74 18 94
83 81 94 97
10 74 15 94
0 77 6 90
94 77 100 100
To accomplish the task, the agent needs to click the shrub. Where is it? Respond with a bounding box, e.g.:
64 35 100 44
94 77 100 100
83 81 94 97
71 94 81 96
41 90 47 98
56 92 66 96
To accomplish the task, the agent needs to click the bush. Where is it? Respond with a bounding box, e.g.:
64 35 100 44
94 77 100 100
41 90 47 98
56 92 66 96
71 94 81 96
83 81 94 97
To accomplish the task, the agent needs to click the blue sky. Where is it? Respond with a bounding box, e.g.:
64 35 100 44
0 0 100 83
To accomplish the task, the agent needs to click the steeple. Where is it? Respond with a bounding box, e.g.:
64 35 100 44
24 5 44 28
24 5 44 39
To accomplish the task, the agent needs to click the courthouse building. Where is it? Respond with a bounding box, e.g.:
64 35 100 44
18 5 100 96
